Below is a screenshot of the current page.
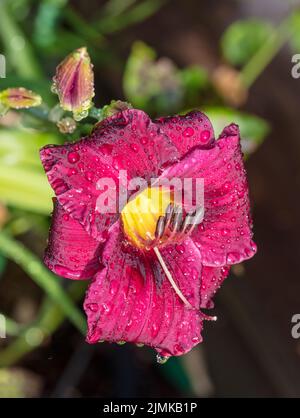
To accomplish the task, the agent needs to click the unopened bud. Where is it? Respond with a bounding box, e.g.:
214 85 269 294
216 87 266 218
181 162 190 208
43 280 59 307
52 47 95 121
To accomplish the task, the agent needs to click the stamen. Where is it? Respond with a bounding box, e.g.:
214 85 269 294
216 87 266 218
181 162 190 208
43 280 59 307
168 206 183 242
186 206 205 234
164 203 174 229
153 246 193 309
180 210 196 234
155 216 166 239
172 207 183 231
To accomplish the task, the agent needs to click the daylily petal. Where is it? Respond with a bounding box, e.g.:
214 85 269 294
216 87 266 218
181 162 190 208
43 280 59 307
200 265 230 309
40 138 120 242
92 109 179 178
160 123 256 266
156 110 215 156
40 109 178 241
84 222 204 357
44 200 102 279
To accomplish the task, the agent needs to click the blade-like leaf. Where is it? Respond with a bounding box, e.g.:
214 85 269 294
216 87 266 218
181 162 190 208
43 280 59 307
204 106 270 156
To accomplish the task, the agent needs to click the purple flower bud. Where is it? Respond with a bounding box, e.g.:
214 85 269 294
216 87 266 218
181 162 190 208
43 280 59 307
52 47 95 121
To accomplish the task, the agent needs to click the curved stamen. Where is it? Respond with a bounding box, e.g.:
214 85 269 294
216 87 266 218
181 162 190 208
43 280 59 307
185 206 205 234
164 203 174 230
155 215 166 240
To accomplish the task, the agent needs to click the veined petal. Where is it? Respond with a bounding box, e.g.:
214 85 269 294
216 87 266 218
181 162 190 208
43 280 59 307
92 108 179 178
84 222 204 357
40 109 178 241
44 200 102 279
156 110 215 156
160 123 256 266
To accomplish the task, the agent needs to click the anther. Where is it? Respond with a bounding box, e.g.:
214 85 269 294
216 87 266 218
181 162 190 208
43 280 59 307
155 216 166 239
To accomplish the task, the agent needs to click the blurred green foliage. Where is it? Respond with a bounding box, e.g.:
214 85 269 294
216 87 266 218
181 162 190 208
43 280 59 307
221 19 274 66
289 10 300 52
204 106 270 156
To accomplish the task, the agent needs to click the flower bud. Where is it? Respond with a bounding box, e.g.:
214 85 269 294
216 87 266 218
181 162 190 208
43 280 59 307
57 117 77 134
0 87 42 116
101 100 132 119
52 47 95 121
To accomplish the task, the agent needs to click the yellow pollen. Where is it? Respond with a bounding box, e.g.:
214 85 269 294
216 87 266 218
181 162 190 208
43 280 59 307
121 187 172 249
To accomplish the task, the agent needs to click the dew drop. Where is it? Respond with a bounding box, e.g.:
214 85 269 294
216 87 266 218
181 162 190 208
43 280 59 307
156 354 169 364
183 127 194 137
67 151 80 164
200 129 210 143
86 303 98 312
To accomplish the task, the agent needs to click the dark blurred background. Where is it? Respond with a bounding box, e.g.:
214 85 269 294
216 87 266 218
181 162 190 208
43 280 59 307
0 0 300 398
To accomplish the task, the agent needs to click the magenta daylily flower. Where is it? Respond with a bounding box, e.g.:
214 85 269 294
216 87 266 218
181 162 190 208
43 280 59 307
40 109 256 361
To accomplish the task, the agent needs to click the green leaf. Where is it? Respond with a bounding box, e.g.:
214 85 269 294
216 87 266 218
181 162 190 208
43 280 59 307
0 129 60 169
95 0 167 34
0 165 53 214
33 0 68 48
0 1 42 79
180 66 209 91
0 254 6 278
203 106 270 156
289 11 300 52
0 129 59 213
180 66 209 105
221 19 274 66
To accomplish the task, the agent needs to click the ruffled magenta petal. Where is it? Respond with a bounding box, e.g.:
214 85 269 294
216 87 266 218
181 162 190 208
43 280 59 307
160 123 256 266
44 200 102 279
92 109 179 177
156 110 215 156
40 109 178 241
84 222 204 357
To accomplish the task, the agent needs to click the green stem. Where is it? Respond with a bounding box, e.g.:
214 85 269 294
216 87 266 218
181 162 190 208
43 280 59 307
0 281 86 367
0 232 86 334
0 313 23 337
241 15 294 88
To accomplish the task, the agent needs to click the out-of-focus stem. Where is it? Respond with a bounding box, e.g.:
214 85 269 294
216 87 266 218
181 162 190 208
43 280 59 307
241 15 294 88
0 281 86 367
0 232 86 334
0 313 23 337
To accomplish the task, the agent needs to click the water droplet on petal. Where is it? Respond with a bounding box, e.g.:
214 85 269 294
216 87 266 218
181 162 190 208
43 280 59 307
156 354 169 364
86 303 98 312
67 151 80 164
183 127 194 137
200 129 210 143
